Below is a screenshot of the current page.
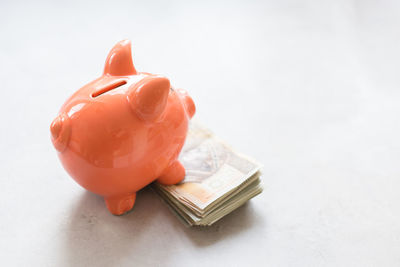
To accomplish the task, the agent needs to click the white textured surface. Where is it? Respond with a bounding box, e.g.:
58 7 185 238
1 0 400 266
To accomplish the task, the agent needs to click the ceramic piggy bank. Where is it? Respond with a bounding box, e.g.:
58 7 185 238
50 40 195 215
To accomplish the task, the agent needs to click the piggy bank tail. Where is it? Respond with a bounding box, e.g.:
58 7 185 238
50 113 71 152
184 95 196 119
177 88 196 119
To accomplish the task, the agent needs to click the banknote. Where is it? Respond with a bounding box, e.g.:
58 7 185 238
155 173 262 226
153 121 263 226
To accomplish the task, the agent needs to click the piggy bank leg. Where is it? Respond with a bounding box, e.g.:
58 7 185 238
105 193 136 215
157 161 185 185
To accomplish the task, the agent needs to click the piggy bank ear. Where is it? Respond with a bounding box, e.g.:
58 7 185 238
127 76 170 121
50 113 71 152
104 40 137 76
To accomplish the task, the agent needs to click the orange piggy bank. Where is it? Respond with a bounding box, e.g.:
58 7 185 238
50 40 195 215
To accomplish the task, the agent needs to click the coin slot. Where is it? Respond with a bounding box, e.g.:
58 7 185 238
92 80 127 97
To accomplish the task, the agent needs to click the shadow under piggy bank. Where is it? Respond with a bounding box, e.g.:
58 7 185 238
62 187 264 266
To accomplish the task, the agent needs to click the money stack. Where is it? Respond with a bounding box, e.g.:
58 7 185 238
153 122 263 226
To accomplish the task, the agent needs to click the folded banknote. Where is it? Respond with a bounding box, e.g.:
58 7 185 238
153 122 263 226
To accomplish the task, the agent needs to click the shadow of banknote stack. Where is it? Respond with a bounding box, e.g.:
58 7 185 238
153 122 263 226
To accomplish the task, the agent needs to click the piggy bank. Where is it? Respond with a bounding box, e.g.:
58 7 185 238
50 40 195 215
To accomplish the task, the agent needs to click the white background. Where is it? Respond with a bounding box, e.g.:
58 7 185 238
1 0 400 266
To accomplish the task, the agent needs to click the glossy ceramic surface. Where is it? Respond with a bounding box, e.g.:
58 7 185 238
50 40 196 215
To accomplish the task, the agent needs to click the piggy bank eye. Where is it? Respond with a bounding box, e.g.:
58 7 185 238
170 87 174 91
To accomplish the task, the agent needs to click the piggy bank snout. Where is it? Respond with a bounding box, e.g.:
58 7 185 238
50 113 71 152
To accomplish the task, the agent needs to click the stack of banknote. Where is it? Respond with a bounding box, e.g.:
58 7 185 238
153 122 263 226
